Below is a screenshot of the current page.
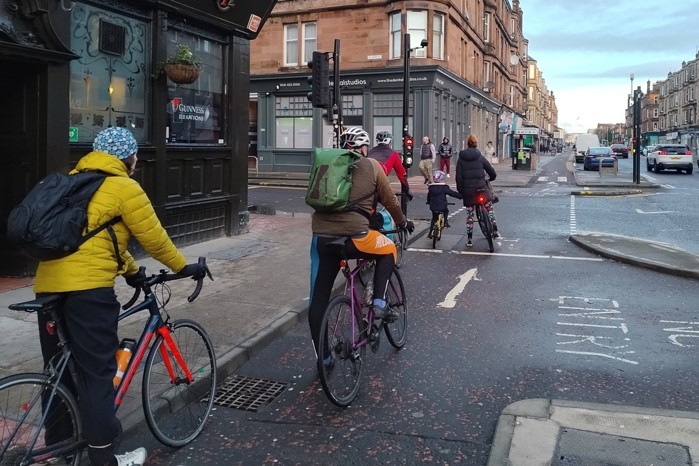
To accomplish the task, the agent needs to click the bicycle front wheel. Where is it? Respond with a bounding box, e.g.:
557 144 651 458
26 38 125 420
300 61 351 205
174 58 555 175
317 295 365 407
477 205 495 253
142 319 217 447
384 268 408 349
0 373 82 466
394 230 407 268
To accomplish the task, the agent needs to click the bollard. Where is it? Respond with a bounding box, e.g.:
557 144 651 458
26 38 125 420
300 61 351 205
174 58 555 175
598 157 618 176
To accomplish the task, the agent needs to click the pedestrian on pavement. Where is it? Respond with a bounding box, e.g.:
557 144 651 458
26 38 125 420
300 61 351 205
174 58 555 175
426 170 462 238
368 130 413 200
419 136 436 184
485 140 498 164
33 126 208 466
438 137 453 177
456 134 500 247
308 127 414 367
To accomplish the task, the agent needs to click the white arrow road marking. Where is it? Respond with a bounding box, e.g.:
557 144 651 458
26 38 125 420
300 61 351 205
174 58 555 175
438 267 478 308
635 208 676 214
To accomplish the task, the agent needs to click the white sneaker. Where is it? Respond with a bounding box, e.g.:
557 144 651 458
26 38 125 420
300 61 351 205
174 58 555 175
116 447 147 466
446 173 451 178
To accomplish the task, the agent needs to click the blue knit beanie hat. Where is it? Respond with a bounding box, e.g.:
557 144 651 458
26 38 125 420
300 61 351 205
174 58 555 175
93 127 138 160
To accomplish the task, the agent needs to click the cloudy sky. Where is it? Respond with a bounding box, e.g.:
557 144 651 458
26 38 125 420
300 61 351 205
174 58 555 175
521 0 698 134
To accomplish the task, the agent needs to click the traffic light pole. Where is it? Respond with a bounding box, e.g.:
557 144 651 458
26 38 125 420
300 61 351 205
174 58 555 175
401 33 411 216
333 39 341 148
633 86 642 184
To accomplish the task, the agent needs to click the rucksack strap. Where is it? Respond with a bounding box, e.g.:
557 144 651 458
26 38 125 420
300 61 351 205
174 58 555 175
345 191 375 221
80 216 124 270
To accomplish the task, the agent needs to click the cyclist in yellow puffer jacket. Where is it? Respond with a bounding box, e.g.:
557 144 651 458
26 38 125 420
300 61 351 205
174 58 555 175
34 127 206 466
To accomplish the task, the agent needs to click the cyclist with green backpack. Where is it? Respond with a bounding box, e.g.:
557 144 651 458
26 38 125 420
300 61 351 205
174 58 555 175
308 127 414 367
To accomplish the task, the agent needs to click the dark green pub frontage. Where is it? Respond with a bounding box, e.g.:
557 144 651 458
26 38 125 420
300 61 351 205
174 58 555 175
0 0 277 275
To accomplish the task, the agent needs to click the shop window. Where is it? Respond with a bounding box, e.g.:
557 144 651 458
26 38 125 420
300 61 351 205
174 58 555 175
165 29 224 144
69 4 149 143
275 96 312 149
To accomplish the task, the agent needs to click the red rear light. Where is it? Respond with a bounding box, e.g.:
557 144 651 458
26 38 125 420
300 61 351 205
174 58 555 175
477 194 487 204
340 260 347 267
686 151 692 155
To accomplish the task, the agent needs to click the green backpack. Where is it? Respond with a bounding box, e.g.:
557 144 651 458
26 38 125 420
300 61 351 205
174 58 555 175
305 148 371 213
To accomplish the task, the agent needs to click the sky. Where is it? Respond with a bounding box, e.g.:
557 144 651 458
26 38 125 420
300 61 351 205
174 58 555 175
521 0 699 135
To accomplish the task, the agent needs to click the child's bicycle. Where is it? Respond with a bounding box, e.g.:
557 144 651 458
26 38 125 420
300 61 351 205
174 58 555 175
429 202 456 249
0 258 216 465
475 189 495 252
317 228 409 408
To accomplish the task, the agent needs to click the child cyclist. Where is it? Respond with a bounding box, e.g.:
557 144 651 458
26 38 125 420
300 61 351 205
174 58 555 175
426 170 462 239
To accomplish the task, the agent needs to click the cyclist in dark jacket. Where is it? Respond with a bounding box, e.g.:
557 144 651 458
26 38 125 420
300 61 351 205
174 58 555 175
455 135 499 247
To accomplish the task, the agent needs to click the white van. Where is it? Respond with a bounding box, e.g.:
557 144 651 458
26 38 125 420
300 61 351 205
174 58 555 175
575 134 601 163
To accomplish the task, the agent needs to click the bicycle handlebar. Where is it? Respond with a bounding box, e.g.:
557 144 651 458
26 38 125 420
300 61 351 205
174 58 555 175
121 257 213 310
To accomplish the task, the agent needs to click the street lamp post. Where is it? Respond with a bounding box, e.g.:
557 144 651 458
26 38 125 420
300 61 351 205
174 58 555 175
629 73 634 153
401 33 427 216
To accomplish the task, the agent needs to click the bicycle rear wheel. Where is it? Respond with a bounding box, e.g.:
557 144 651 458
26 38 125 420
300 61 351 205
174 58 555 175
477 205 495 253
0 373 82 466
142 319 217 447
384 269 408 349
317 295 365 407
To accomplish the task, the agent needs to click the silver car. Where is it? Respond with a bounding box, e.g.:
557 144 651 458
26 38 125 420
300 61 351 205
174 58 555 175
646 144 693 174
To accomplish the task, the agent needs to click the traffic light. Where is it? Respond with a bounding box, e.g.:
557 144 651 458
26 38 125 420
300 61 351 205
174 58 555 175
402 134 414 168
306 51 330 108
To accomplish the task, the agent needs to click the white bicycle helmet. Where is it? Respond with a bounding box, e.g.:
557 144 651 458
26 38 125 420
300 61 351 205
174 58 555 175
376 131 393 145
340 127 371 150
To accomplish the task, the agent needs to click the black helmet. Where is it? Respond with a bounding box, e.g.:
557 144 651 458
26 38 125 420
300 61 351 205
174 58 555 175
376 131 393 145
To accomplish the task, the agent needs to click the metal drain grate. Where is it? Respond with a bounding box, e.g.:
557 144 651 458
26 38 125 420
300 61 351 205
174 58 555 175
211 375 288 412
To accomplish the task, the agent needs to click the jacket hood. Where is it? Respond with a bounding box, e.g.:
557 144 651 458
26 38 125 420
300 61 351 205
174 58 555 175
70 151 131 177
461 147 482 161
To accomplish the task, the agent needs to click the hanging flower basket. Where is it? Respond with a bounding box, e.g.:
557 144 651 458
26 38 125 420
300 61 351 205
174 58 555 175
164 63 200 84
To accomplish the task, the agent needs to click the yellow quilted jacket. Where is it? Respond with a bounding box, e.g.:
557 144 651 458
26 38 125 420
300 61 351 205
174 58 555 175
34 151 187 293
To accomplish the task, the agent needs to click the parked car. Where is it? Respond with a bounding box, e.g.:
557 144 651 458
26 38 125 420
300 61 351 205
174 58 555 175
575 134 601 163
610 144 629 158
583 146 616 171
646 144 693 174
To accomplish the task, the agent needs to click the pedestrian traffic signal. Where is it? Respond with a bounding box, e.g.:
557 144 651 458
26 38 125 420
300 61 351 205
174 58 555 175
403 135 414 168
306 51 330 108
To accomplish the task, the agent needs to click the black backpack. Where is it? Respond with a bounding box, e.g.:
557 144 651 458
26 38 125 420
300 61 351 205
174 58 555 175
7 171 122 265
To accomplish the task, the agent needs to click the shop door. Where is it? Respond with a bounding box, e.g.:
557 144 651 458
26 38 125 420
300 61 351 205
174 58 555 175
0 61 41 275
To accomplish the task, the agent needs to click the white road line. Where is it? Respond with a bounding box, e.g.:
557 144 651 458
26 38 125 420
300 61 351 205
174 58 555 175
570 195 576 235
437 267 478 308
408 248 603 261
635 208 676 214
557 176 568 182
537 176 548 182
555 349 638 365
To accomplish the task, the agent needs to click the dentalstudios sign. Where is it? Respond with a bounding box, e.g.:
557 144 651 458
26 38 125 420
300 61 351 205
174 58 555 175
167 0 277 39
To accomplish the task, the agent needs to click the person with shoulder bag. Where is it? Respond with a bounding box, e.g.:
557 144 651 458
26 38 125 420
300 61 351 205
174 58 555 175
419 136 437 185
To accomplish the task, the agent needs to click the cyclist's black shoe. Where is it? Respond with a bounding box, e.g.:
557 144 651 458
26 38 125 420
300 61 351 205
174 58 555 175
466 238 473 247
493 231 500 238
445 220 451 228
373 303 399 322
427 231 433 239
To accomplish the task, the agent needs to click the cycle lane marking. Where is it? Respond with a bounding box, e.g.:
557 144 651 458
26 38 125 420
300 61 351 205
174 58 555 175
437 267 478 309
